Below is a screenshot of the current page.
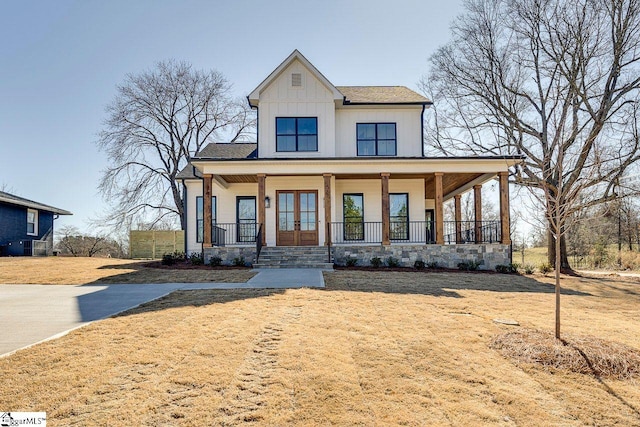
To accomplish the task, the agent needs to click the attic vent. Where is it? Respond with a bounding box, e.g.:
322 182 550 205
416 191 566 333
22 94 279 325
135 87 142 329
291 73 302 87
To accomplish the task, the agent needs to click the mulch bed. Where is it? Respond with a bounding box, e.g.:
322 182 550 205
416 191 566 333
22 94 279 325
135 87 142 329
143 261 250 270
333 265 501 274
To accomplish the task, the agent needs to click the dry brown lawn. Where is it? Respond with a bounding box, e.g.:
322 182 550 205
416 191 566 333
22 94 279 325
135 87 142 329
1 271 640 426
0 257 254 284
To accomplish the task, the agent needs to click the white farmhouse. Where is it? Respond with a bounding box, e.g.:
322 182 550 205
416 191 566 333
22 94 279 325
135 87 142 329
178 50 522 269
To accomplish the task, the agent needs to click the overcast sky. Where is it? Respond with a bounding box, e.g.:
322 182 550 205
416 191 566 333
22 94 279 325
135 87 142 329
1 0 463 233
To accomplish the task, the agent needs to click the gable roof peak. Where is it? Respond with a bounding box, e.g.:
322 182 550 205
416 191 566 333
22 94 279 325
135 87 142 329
248 50 343 107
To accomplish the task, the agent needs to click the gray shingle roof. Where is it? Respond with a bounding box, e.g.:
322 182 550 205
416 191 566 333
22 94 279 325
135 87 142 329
0 191 72 215
196 143 257 159
176 166 201 180
177 143 258 179
337 86 430 104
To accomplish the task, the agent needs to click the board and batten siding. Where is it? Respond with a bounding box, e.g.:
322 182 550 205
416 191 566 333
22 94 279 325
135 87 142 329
258 59 336 158
335 107 423 158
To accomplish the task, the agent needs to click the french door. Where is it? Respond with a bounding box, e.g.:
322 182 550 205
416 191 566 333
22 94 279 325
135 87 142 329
276 190 318 246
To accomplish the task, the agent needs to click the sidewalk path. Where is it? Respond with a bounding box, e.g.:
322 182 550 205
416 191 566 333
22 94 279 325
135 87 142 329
0 268 326 357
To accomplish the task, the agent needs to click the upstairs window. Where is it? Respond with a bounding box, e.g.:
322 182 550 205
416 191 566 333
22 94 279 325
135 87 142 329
276 117 318 152
27 209 38 236
357 123 397 156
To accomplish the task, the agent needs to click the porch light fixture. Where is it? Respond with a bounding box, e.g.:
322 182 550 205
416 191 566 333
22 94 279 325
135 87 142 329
265 196 271 208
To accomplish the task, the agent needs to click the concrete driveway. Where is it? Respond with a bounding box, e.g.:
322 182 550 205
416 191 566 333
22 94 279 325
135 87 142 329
0 268 326 356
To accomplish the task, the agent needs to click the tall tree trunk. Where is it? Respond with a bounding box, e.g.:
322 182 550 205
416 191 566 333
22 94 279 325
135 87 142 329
547 229 570 270
555 227 561 339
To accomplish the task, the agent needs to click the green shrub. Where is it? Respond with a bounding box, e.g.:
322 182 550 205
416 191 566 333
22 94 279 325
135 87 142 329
370 257 382 268
427 261 439 269
524 264 535 274
458 260 481 271
414 259 426 270
539 262 553 274
345 257 358 267
495 263 520 274
386 256 400 267
161 253 176 266
209 256 223 267
189 252 204 265
233 256 246 267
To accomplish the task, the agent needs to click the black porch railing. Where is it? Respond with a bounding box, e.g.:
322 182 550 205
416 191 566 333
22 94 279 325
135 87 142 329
211 222 259 246
443 220 501 244
329 220 501 245
256 224 264 261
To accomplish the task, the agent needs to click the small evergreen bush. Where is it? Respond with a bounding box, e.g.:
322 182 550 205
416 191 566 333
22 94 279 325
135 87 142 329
209 256 223 267
458 260 481 271
189 252 204 265
233 256 246 267
345 257 358 267
161 253 176 266
539 262 553 274
370 257 382 268
386 256 400 267
495 263 519 274
414 259 426 270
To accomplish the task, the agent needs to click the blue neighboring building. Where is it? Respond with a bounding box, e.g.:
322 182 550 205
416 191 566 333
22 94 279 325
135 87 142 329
0 191 72 256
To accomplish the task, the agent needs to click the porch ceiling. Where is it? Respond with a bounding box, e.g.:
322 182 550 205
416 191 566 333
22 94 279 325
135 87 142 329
218 172 492 196
425 173 487 199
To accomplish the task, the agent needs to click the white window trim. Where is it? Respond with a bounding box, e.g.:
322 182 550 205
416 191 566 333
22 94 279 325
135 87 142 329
27 209 38 236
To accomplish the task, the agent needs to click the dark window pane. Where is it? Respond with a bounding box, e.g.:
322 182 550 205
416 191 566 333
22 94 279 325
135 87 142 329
357 140 375 156
196 196 204 242
297 118 317 135
298 135 317 151
238 198 256 221
276 118 296 135
277 135 296 151
390 194 408 218
343 194 363 220
377 123 396 139
357 123 375 139
378 139 396 156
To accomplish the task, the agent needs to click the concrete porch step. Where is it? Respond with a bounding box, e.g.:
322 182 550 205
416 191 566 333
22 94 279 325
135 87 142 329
257 246 332 269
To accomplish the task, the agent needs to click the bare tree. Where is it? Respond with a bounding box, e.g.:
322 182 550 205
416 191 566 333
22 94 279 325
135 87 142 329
97 60 255 232
443 191 499 222
56 225 125 258
423 0 640 268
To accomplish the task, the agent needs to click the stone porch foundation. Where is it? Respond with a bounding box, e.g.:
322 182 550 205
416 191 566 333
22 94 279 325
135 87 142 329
332 244 511 270
203 247 257 266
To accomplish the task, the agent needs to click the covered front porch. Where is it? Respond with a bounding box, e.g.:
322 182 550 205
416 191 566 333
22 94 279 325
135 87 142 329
193 157 517 269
